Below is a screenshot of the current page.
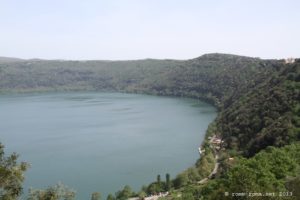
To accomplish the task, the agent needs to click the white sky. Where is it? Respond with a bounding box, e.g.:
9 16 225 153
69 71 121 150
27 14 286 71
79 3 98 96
0 0 299 60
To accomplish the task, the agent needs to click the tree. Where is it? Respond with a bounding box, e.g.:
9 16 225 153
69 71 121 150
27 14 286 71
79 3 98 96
156 174 162 191
157 174 161 184
0 143 28 200
173 173 189 189
106 194 115 200
166 173 171 191
91 192 101 200
138 191 146 199
182 192 195 200
27 182 76 200
115 185 133 200
147 183 159 195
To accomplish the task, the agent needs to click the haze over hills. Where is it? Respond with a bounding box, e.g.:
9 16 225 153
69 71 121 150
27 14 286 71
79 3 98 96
1 53 298 156
0 56 25 63
0 53 280 107
0 53 299 199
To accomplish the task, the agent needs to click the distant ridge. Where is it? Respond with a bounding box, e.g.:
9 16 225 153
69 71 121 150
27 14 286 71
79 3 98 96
0 53 271 63
0 56 24 63
196 53 260 59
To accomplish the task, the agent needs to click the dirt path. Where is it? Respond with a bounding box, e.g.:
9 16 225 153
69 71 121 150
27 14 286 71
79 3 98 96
197 153 219 184
198 135 221 184
208 154 219 178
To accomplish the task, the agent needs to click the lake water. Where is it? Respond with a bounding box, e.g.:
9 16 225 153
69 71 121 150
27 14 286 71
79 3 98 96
0 92 216 199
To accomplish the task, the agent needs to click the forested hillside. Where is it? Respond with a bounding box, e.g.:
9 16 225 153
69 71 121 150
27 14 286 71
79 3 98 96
0 53 299 199
0 53 278 108
170 59 300 200
218 61 300 157
199 143 300 200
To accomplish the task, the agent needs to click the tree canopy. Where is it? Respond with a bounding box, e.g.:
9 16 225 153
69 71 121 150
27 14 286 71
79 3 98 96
0 143 28 200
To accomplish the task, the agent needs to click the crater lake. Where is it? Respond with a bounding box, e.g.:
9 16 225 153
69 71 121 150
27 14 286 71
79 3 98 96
0 92 217 199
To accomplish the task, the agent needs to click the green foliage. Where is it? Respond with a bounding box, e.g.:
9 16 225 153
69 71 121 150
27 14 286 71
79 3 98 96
27 183 76 200
218 61 300 156
0 54 277 109
147 182 162 195
157 174 161 184
91 192 101 200
173 156 214 189
142 173 173 195
181 192 194 200
138 190 146 199
115 185 134 200
200 143 300 199
195 150 215 179
106 194 115 200
0 143 28 200
166 173 171 191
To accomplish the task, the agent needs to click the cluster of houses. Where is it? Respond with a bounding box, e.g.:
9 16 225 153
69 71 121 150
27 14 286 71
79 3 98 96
209 135 223 149
198 135 223 155
199 134 234 162
285 58 295 64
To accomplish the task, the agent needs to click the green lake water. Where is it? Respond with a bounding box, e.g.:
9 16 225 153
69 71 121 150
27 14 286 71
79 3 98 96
0 92 216 199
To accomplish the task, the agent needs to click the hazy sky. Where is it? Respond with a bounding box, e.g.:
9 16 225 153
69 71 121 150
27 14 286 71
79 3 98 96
0 0 299 60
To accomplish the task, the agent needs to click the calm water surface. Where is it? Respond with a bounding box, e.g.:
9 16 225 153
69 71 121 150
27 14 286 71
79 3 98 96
0 92 216 199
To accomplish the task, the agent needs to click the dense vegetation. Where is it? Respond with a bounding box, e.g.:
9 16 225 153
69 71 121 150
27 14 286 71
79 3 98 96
218 61 300 157
0 54 279 108
0 54 299 199
183 143 300 200
0 143 28 199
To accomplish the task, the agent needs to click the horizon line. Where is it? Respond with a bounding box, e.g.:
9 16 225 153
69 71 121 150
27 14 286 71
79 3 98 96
0 52 291 62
